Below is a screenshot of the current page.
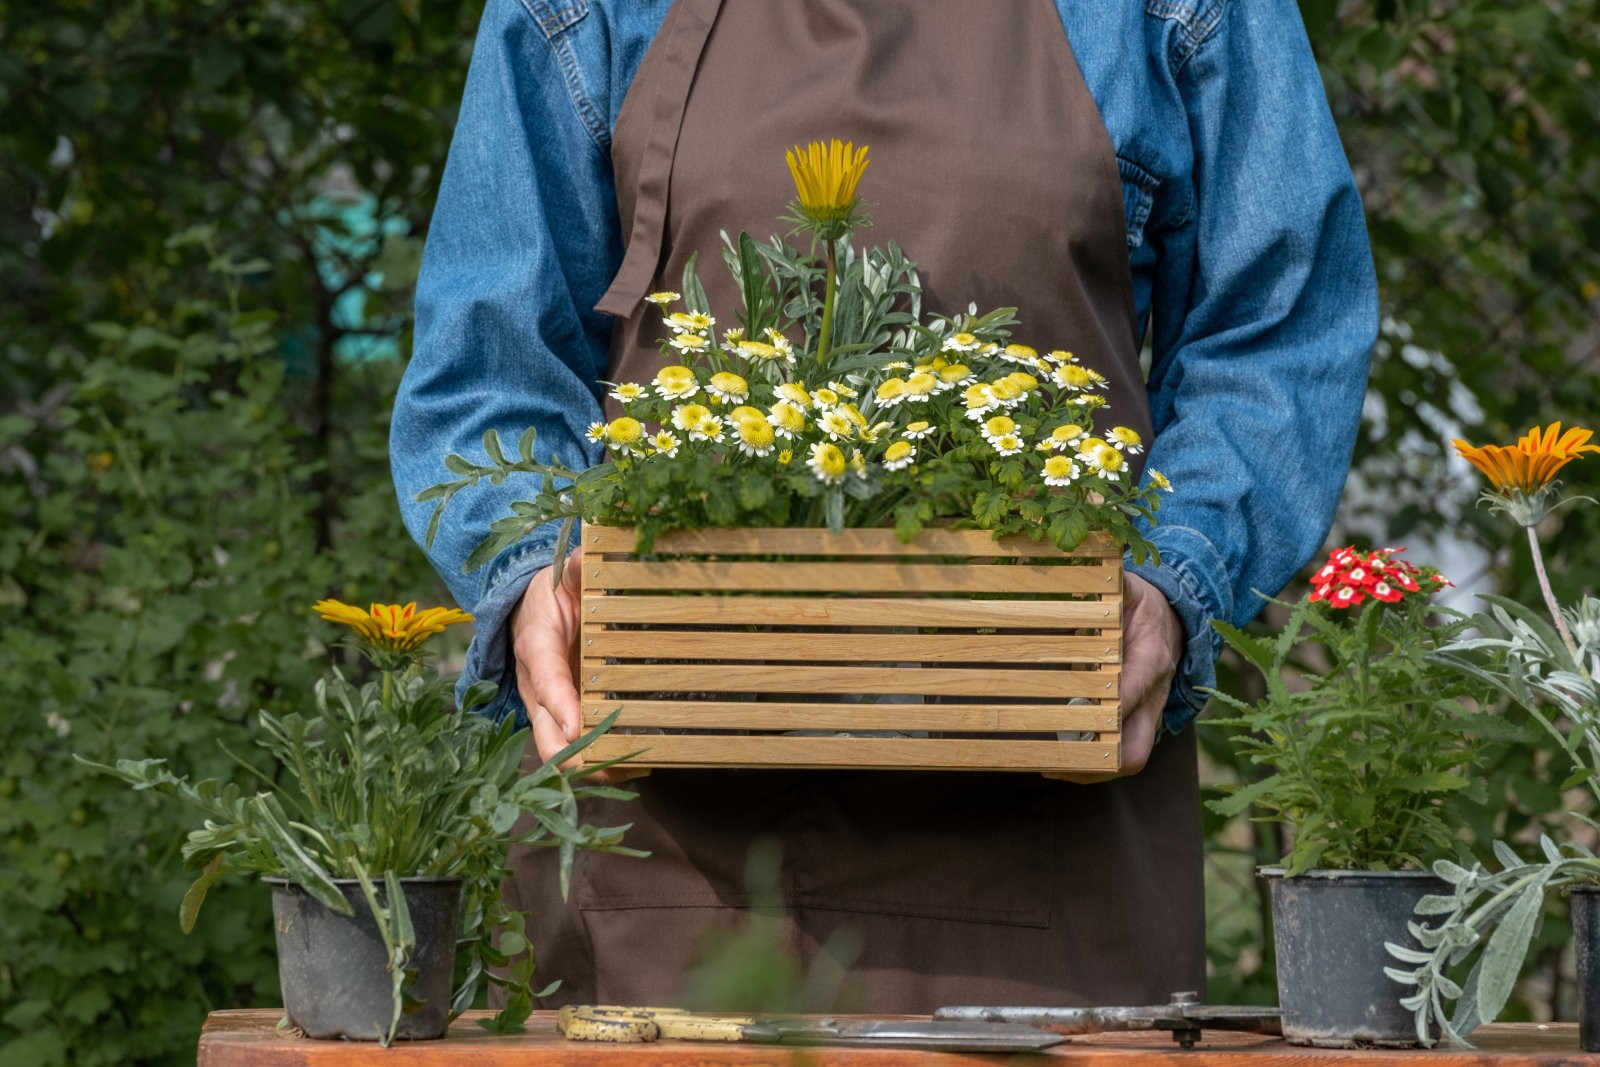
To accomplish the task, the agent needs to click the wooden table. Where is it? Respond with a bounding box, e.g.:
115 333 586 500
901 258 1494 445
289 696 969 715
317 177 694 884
199 1010 1596 1065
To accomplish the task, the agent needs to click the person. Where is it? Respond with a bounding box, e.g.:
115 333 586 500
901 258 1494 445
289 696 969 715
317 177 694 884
390 0 1376 1010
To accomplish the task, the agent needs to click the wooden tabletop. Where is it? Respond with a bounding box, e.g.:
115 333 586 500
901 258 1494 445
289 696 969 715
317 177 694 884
198 1010 1596 1065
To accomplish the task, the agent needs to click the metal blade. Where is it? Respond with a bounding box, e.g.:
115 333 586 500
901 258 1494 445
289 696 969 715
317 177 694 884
766 1017 1066 1052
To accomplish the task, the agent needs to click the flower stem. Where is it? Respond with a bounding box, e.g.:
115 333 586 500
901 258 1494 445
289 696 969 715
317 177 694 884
816 239 838 367
1529 524 1579 658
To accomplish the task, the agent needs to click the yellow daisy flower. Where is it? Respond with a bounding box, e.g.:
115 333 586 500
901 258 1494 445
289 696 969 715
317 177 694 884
669 332 710 354
767 400 807 439
650 430 681 457
883 440 916 471
312 600 472 653
990 433 1025 457
655 365 700 399
1109 426 1144 454
671 402 711 431
938 363 974 388
645 290 680 306
707 371 749 404
875 377 908 407
722 326 746 345
942 331 981 353
903 421 934 440
982 415 1017 443
585 421 607 443
1149 469 1174 492
604 416 645 451
689 413 725 443
903 371 938 402
812 387 841 409
608 382 646 404
728 405 765 424
1002 343 1038 366
1042 455 1080 487
818 409 855 441
1053 364 1093 391
736 339 782 362
777 449 793 465
807 441 847 485
665 310 714 334
849 448 868 479
734 415 776 457
776 382 811 408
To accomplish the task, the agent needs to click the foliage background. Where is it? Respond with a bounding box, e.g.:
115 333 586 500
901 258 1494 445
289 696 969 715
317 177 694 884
0 0 1596 1061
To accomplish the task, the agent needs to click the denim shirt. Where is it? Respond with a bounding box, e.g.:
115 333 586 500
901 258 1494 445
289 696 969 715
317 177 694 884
391 0 1378 734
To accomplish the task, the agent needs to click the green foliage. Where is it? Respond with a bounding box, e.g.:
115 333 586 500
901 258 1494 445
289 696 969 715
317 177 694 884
1206 589 1491 875
1386 837 1600 1048
424 225 1166 569
81 647 642 1043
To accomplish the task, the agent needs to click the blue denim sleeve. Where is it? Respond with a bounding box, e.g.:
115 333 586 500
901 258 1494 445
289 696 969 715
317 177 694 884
390 0 616 725
1125 0 1378 734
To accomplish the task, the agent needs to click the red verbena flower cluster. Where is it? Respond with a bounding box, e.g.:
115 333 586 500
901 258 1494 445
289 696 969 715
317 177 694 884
1305 546 1451 609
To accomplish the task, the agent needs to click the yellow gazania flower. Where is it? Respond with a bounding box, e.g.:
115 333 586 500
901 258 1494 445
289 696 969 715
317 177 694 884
645 290 680 306
1453 422 1600 494
707 371 749 403
785 139 870 226
313 600 472 652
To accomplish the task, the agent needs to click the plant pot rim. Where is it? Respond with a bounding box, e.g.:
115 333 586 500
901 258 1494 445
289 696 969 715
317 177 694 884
262 875 464 888
1257 866 1442 881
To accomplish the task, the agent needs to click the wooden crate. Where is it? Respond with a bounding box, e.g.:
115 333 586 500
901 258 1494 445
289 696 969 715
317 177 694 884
578 525 1122 774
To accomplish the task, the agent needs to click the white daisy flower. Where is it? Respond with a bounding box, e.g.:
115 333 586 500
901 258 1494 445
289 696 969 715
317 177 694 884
654 365 700 399
1042 455 1080 487
669 332 710 354
671 403 711 432
817 409 855 441
902 421 935 440
608 382 646 404
706 371 749 404
989 433 1025 456
807 441 846 485
650 430 681 457
1108 425 1145 454
767 400 807 439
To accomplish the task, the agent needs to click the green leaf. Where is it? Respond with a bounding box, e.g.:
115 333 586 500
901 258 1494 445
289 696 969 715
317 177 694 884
180 853 228 933
1473 871 1554 1023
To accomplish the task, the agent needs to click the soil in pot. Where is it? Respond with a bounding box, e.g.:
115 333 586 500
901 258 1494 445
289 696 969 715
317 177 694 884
1263 867 1445 1048
267 876 462 1041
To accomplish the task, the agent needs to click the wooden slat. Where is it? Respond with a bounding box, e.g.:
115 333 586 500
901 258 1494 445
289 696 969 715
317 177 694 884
584 630 1119 664
581 734 1120 772
589 559 1117 595
582 699 1120 732
582 523 1119 558
587 595 1119 629
582 662 1118 699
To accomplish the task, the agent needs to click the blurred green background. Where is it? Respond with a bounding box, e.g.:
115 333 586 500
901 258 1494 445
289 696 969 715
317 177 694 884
2 0 1597 1062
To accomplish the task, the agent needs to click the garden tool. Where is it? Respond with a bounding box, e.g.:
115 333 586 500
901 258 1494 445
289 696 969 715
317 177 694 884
935 990 1284 1050
556 1004 1066 1052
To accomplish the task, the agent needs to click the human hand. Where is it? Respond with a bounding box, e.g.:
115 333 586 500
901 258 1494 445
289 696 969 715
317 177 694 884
1047 572 1183 783
510 546 648 782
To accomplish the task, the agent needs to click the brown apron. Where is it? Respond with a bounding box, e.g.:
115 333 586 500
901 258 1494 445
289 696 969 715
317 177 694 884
506 0 1203 1012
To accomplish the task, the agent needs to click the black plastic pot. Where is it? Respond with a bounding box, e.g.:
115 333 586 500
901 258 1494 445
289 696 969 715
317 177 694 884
1262 867 1446 1048
266 876 462 1041
1571 885 1600 1052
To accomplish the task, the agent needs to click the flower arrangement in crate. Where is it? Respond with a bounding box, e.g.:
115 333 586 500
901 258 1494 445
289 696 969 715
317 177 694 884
80 601 642 1044
1383 423 1600 1048
417 140 1173 776
419 139 1168 572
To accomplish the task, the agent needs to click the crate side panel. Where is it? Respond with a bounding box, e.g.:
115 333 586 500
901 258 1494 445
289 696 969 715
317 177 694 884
584 630 1121 665
581 734 1120 772
581 699 1120 732
582 524 1120 558
585 595 1121 629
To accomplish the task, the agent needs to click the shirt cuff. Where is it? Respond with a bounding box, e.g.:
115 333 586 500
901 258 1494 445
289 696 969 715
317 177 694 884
1123 524 1231 735
455 527 571 729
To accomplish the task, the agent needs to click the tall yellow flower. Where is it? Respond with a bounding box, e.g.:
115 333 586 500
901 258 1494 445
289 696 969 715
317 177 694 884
785 139 870 232
313 600 472 652
1452 422 1599 494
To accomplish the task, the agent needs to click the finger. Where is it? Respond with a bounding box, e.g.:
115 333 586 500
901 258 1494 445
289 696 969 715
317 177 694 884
531 705 580 768
513 580 582 743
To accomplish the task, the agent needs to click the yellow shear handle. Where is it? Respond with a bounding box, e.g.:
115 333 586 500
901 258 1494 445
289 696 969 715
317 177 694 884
557 1005 758 1043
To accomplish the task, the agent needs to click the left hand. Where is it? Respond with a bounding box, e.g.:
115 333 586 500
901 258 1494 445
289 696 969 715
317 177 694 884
1048 572 1184 783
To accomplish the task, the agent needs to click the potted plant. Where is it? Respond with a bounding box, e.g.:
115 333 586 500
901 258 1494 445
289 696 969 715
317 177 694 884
1204 546 1490 1046
416 140 1170 775
79 599 643 1045
1386 422 1600 1049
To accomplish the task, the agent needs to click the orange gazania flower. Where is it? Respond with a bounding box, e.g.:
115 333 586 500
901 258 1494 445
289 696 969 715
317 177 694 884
1452 422 1600 493
312 599 473 652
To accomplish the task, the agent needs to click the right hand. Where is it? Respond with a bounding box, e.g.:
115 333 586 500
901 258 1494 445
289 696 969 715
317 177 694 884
510 547 648 781
511 548 587 766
